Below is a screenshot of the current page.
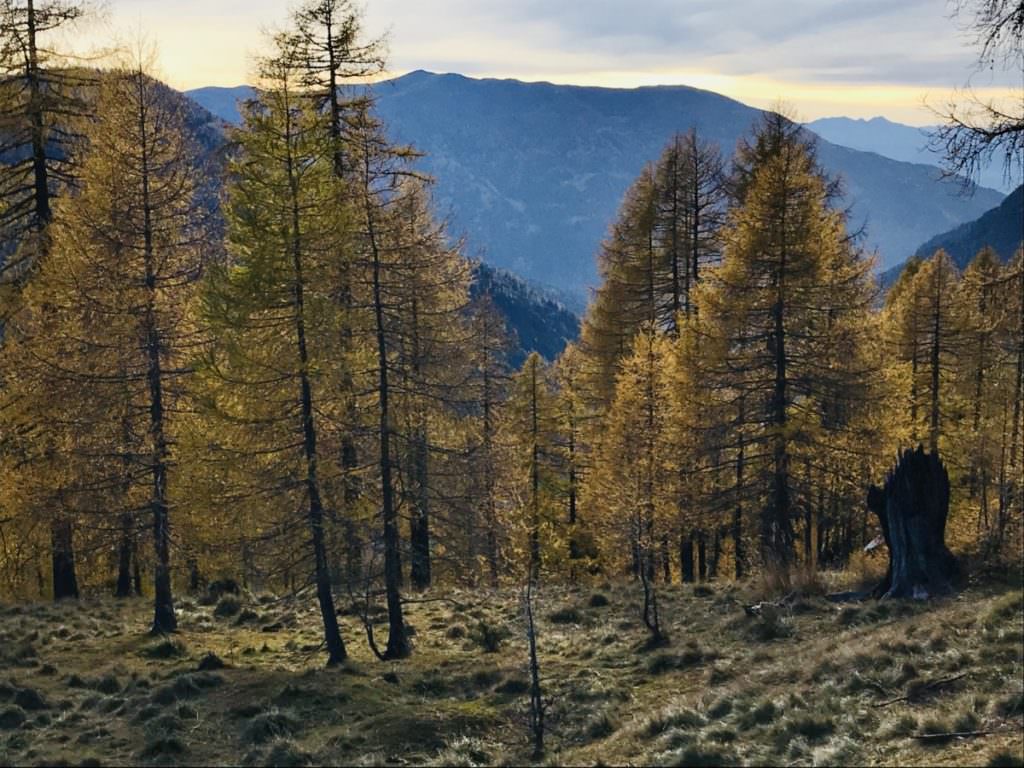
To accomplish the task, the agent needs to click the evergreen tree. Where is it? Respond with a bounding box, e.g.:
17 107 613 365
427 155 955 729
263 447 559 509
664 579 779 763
989 249 1023 547
704 112 877 569
580 131 725 410
552 342 597 580
346 107 419 659
594 329 674 638
463 291 512 586
286 0 386 587
503 352 561 582
885 251 962 456
954 248 1004 531
197 43 349 662
0 61 205 623
0 0 93 283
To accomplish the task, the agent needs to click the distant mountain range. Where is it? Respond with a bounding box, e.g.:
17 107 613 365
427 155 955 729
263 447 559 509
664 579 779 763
806 116 1019 195
880 184 1024 287
187 72 1004 303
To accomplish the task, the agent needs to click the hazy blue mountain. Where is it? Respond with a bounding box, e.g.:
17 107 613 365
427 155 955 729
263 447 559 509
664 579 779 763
187 73 1004 302
806 116 1017 194
880 184 1024 288
186 85 250 125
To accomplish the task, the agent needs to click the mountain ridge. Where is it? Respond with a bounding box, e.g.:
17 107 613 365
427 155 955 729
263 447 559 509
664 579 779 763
806 115 1018 194
186 72 1005 301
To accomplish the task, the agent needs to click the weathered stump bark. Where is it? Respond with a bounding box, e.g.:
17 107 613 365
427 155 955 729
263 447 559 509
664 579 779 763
866 447 957 600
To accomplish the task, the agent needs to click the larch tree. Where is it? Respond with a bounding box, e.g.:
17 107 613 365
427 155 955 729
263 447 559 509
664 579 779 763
704 111 877 570
289 0 385 177
0 0 94 596
653 129 726 325
954 248 1005 531
552 342 598 581
1 62 206 622
987 248 1023 547
579 131 725 410
463 289 512 586
502 352 562 583
0 0 93 284
287 0 386 587
578 131 726 582
83 64 205 631
197 43 349 662
882 256 927 445
383 183 472 591
346 106 419 659
594 329 675 640
894 250 963 457
664 307 726 581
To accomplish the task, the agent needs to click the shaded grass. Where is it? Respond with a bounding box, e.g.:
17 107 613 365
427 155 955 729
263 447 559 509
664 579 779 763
0 579 1018 767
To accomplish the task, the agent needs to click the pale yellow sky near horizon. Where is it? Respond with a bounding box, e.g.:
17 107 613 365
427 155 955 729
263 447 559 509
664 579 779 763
74 0 1023 127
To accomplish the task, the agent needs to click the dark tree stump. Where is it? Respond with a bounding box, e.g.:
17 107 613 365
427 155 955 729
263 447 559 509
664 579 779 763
866 447 958 600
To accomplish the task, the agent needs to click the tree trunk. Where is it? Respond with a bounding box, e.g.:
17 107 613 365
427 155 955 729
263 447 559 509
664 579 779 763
928 262 943 454
1007 264 1023 534
767 244 794 567
567 418 579 582
187 558 202 594
136 81 176 635
524 582 545 761
482 358 499 588
115 513 134 598
696 531 707 581
408 294 431 591
51 517 78 600
866 446 957 600
733 417 745 580
285 122 345 664
341 407 363 586
708 528 722 579
680 533 695 583
365 151 409 660
409 425 431 590
132 540 142 596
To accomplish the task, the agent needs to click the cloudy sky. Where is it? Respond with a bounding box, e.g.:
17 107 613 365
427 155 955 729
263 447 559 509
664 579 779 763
84 0 1020 125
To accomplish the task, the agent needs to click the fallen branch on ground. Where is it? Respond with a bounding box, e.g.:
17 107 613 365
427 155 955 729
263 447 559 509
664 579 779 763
910 729 993 741
873 672 968 708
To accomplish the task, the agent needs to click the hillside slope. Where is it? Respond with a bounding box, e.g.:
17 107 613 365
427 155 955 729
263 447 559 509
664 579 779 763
881 184 1024 287
807 116 1018 195
472 262 579 365
0 578 1020 766
914 184 1024 266
188 75 1004 300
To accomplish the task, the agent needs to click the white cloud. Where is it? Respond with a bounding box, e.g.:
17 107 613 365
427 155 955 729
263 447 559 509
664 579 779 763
89 0 1018 123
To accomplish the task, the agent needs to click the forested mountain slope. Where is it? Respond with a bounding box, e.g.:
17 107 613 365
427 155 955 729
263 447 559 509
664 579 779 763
881 184 1024 287
472 262 579 365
